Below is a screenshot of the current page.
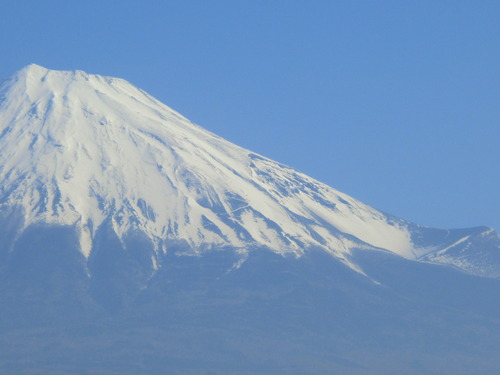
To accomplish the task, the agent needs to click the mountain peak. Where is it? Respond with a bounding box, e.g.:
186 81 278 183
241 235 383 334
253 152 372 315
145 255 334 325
13 64 82 88
23 63 47 70
17 63 90 80
18 63 49 76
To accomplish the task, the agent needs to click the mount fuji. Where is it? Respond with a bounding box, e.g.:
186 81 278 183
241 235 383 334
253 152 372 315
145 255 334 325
0 65 499 375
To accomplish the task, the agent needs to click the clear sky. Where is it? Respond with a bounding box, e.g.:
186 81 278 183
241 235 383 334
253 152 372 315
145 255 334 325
1 1 499 231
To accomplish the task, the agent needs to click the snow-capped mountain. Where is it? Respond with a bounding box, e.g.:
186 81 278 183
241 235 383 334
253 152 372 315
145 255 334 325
1 65 499 375
0 64 498 279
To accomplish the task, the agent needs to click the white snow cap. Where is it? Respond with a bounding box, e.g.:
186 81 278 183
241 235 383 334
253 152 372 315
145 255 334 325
0 64 415 265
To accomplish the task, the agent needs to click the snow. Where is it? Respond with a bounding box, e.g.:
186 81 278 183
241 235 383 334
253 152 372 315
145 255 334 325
0 64 451 269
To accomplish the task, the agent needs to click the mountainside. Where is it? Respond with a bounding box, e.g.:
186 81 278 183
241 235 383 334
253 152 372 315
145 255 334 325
1 64 498 279
0 65 499 375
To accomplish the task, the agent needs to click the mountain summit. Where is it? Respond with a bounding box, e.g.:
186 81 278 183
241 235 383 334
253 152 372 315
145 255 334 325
0 64 498 278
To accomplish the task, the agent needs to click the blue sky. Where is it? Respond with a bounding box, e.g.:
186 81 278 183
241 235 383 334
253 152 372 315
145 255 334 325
1 1 499 231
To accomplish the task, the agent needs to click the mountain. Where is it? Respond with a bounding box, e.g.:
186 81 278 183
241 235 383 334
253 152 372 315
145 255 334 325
0 65 498 375
1 64 498 278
